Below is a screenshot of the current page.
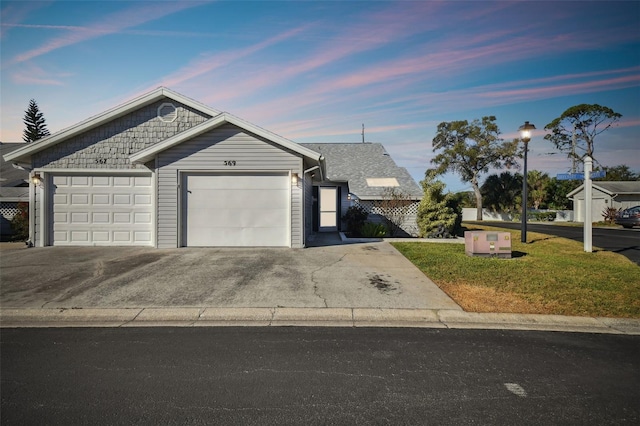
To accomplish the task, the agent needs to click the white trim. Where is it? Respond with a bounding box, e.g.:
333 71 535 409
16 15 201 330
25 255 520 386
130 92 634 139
154 157 159 248
33 168 152 175
157 102 177 123
39 173 46 247
3 87 221 163
288 171 293 248
28 174 35 245
130 113 323 165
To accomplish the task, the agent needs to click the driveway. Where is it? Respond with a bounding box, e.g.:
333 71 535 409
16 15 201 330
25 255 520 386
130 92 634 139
0 240 461 311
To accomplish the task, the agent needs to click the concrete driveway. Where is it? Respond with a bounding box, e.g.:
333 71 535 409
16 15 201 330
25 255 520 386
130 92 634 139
0 239 461 311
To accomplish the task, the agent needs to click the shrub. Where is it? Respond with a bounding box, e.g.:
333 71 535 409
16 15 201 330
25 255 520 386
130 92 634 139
514 211 556 222
531 211 556 222
416 172 461 237
342 205 368 235
601 207 620 224
360 222 387 238
10 202 29 241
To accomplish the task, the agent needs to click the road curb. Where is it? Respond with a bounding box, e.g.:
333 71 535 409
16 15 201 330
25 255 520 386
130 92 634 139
1 307 639 335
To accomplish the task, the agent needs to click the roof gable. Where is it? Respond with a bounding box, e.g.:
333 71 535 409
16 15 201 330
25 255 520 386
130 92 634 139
0 143 29 186
130 112 323 164
4 87 220 164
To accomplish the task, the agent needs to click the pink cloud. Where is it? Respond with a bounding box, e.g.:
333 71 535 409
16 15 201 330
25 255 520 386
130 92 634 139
10 1 208 64
10 64 73 86
155 25 308 90
195 2 442 105
12 74 64 86
0 1 50 39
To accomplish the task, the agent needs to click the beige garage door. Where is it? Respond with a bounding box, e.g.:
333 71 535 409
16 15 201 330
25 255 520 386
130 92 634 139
183 172 289 247
51 175 153 246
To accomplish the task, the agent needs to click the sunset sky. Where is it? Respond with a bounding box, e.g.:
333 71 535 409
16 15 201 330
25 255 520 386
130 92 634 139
1 1 638 192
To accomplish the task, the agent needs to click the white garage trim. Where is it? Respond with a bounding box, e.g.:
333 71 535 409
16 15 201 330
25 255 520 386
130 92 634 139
179 171 292 247
46 172 154 246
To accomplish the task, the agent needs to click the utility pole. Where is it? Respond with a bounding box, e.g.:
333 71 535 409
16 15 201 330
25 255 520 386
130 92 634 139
362 124 365 143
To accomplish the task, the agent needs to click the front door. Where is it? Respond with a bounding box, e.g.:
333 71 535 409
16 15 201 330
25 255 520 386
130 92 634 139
319 187 338 232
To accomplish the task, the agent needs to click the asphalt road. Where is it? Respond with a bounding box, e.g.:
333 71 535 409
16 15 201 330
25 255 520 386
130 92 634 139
2 327 639 425
467 222 640 265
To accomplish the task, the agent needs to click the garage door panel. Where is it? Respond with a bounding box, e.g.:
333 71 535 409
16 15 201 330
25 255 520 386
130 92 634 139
52 175 152 246
188 226 286 247
186 190 286 210
185 173 289 247
189 208 287 229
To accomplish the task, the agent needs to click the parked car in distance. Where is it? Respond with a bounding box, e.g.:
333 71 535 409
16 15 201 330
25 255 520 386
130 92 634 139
615 205 640 228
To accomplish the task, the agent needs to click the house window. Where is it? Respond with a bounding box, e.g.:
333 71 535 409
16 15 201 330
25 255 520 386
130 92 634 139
157 103 177 122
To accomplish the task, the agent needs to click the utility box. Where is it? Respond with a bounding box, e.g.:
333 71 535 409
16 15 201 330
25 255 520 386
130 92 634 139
464 231 512 258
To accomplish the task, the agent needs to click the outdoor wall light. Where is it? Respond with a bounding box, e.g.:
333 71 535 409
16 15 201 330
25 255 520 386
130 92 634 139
31 173 43 186
291 173 299 185
518 121 536 243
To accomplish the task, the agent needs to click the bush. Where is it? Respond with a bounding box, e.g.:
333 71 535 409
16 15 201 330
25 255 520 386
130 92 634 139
514 211 556 222
342 205 368 235
601 207 620 224
360 222 387 238
10 202 29 241
416 172 461 237
531 211 556 222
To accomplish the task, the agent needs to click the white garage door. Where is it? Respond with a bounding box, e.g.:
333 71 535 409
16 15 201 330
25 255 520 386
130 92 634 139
184 173 289 247
51 175 153 246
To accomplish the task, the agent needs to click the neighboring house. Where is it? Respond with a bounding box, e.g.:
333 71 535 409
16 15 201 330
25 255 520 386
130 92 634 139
567 181 640 222
2 87 422 247
0 143 30 239
301 143 423 236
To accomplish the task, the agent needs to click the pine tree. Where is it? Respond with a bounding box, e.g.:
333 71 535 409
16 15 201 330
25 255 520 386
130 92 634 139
416 170 461 237
22 99 50 143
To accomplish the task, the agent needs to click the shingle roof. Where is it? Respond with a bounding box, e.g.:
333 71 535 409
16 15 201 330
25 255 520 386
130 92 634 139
300 143 422 200
567 181 640 197
0 186 29 201
0 143 29 188
593 181 640 194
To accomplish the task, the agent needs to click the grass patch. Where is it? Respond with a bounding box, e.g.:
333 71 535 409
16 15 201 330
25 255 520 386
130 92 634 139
391 225 640 318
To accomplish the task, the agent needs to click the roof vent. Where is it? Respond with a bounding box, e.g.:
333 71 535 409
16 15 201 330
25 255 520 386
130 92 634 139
157 103 177 122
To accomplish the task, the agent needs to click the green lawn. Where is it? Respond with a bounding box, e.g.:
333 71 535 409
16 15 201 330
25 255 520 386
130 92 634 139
391 226 640 318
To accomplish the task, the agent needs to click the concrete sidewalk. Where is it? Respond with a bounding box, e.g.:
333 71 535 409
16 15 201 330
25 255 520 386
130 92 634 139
2 237 639 334
2 307 639 335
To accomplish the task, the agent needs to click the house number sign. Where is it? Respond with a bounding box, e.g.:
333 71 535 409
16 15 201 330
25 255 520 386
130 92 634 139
224 160 237 166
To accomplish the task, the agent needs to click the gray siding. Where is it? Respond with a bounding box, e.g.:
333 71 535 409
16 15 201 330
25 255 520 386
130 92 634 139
156 123 303 248
33 100 211 169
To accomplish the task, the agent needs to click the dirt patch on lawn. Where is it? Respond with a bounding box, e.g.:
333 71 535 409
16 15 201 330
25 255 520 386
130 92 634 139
438 283 561 315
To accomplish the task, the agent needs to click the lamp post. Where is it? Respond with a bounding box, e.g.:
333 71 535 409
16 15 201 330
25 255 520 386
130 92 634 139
519 121 536 243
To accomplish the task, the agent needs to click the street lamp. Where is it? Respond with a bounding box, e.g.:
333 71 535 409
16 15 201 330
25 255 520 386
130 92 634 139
519 121 536 243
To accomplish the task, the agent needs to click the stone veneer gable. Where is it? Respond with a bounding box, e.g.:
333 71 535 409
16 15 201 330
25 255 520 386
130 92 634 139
33 100 211 169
